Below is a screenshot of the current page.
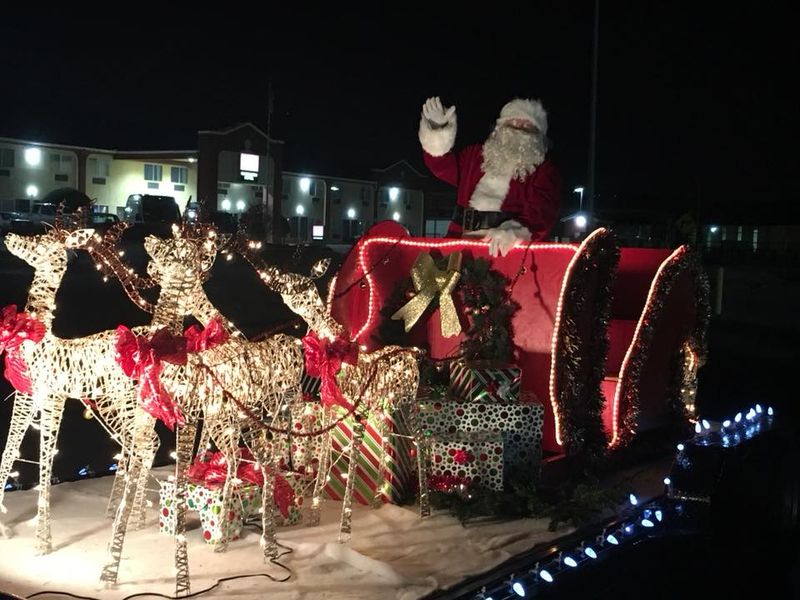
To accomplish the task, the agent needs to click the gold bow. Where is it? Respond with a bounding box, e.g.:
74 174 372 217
391 251 462 338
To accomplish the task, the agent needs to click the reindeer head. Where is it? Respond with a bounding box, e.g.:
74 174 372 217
5 228 95 272
144 224 223 286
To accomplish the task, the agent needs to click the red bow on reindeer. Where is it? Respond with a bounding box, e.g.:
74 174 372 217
115 325 188 430
302 331 359 411
184 318 229 353
0 305 45 394
115 319 230 430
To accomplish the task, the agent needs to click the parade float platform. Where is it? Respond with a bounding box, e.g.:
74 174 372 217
0 461 668 600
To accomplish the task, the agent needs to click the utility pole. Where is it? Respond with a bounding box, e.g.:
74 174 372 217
587 0 600 217
263 82 274 241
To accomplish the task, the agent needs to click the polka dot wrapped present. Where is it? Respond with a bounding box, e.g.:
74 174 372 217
429 431 505 491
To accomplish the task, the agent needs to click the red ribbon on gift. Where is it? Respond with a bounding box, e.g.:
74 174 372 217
187 449 296 518
185 318 229 353
115 325 188 430
302 331 359 410
0 305 45 394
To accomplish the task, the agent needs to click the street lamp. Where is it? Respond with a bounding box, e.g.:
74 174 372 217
574 187 585 211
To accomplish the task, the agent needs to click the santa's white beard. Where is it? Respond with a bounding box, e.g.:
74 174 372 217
481 126 546 181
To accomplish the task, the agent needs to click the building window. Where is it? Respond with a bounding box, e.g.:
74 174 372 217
171 166 188 184
361 187 372 202
752 227 759 251
147 182 160 190
0 148 14 168
89 157 110 178
144 164 163 181
736 225 743 242
174 184 185 192
50 153 73 174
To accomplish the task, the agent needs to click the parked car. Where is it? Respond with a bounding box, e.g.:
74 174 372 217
89 212 120 233
124 194 181 224
0 211 24 235
39 187 93 213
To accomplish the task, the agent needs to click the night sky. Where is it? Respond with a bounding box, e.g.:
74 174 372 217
1 5 796 213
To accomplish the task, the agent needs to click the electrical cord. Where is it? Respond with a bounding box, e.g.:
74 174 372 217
25 541 293 600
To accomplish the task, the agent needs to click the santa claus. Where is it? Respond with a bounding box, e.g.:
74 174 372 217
418 96 562 256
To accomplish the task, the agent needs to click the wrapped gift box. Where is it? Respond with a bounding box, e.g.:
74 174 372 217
270 399 325 477
324 408 415 505
419 399 544 472
159 471 311 544
429 431 504 491
449 361 521 403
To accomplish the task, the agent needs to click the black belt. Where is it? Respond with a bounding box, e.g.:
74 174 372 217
453 205 516 232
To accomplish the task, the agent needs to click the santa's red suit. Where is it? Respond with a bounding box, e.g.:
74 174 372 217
419 97 562 252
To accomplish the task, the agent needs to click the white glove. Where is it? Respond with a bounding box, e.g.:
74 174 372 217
483 220 532 257
421 96 456 129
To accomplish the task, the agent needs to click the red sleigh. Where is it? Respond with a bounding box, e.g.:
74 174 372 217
329 221 708 461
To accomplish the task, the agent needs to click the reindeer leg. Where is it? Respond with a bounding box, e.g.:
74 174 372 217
100 411 158 586
338 416 365 544
0 393 36 517
105 449 129 519
172 422 195 597
243 428 278 560
308 407 331 527
130 424 159 530
406 400 431 518
213 420 239 553
35 394 66 555
372 412 390 508
196 419 211 455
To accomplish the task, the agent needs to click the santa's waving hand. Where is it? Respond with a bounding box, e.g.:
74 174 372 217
419 97 458 157
422 97 456 129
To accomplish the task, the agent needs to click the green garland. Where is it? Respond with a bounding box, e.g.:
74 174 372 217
429 468 624 530
374 255 518 383
459 258 519 363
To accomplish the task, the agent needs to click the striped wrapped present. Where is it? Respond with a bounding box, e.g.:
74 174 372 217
449 361 521 403
324 408 415 505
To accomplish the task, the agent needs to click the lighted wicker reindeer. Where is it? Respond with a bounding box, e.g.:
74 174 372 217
100 225 303 595
0 220 166 554
236 237 424 542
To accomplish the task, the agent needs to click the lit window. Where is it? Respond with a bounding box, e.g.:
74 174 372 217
299 177 311 193
89 157 110 178
736 225 743 242
144 164 163 182
50 153 73 174
389 187 400 201
347 208 356 219
171 166 188 184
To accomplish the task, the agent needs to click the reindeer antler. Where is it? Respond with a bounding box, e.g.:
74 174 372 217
81 225 158 313
232 231 344 338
